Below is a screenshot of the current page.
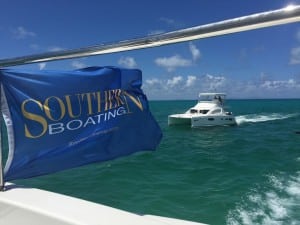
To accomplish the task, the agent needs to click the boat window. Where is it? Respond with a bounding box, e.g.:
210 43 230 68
190 109 198 113
210 109 221 114
208 118 214 121
199 95 212 101
199 94 226 102
199 110 209 114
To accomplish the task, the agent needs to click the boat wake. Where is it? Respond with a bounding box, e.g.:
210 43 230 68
235 113 298 125
226 170 300 225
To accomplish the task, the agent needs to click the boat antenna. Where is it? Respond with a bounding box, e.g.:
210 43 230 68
0 5 300 67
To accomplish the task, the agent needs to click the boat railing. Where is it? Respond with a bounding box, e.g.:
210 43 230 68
1 5 300 68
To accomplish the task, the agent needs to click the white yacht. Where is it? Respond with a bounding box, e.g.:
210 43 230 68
168 93 236 127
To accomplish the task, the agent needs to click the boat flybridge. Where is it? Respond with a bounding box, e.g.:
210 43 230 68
1 4 300 225
168 93 236 127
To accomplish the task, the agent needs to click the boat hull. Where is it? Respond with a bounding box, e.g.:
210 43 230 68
191 115 236 127
168 114 236 127
168 114 191 125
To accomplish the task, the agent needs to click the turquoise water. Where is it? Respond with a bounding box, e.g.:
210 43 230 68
13 99 300 225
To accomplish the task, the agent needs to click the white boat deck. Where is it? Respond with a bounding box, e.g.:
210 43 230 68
0 184 206 225
169 113 192 118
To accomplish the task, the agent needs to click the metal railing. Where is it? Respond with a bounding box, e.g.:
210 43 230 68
0 5 300 68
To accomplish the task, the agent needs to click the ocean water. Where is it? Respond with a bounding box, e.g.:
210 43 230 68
12 99 300 225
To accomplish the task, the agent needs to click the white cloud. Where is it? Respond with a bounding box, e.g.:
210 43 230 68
260 72 269 82
143 74 226 99
159 17 184 28
145 78 162 86
38 63 46 70
159 17 176 25
144 78 166 91
155 55 192 72
204 74 227 91
185 75 197 87
290 47 300 64
167 76 183 87
144 74 226 93
189 43 201 61
260 79 299 89
48 46 64 52
118 56 137 68
71 60 87 69
143 75 188 99
143 72 300 100
12 26 36 39
148 30 165 35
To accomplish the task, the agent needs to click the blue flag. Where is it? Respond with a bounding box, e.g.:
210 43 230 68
0 66 162 181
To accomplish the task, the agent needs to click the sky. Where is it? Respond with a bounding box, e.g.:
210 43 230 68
1 0 300 99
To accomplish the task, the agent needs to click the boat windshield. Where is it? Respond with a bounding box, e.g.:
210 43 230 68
199 94 226 103
199 110 209 114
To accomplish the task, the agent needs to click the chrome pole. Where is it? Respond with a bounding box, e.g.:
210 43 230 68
0 5 300 67
0 88 4 191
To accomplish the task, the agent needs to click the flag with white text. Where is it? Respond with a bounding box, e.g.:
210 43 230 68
0 66 162 181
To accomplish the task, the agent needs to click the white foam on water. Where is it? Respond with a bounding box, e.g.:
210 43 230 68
226 172 300 225
235 113 298 125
